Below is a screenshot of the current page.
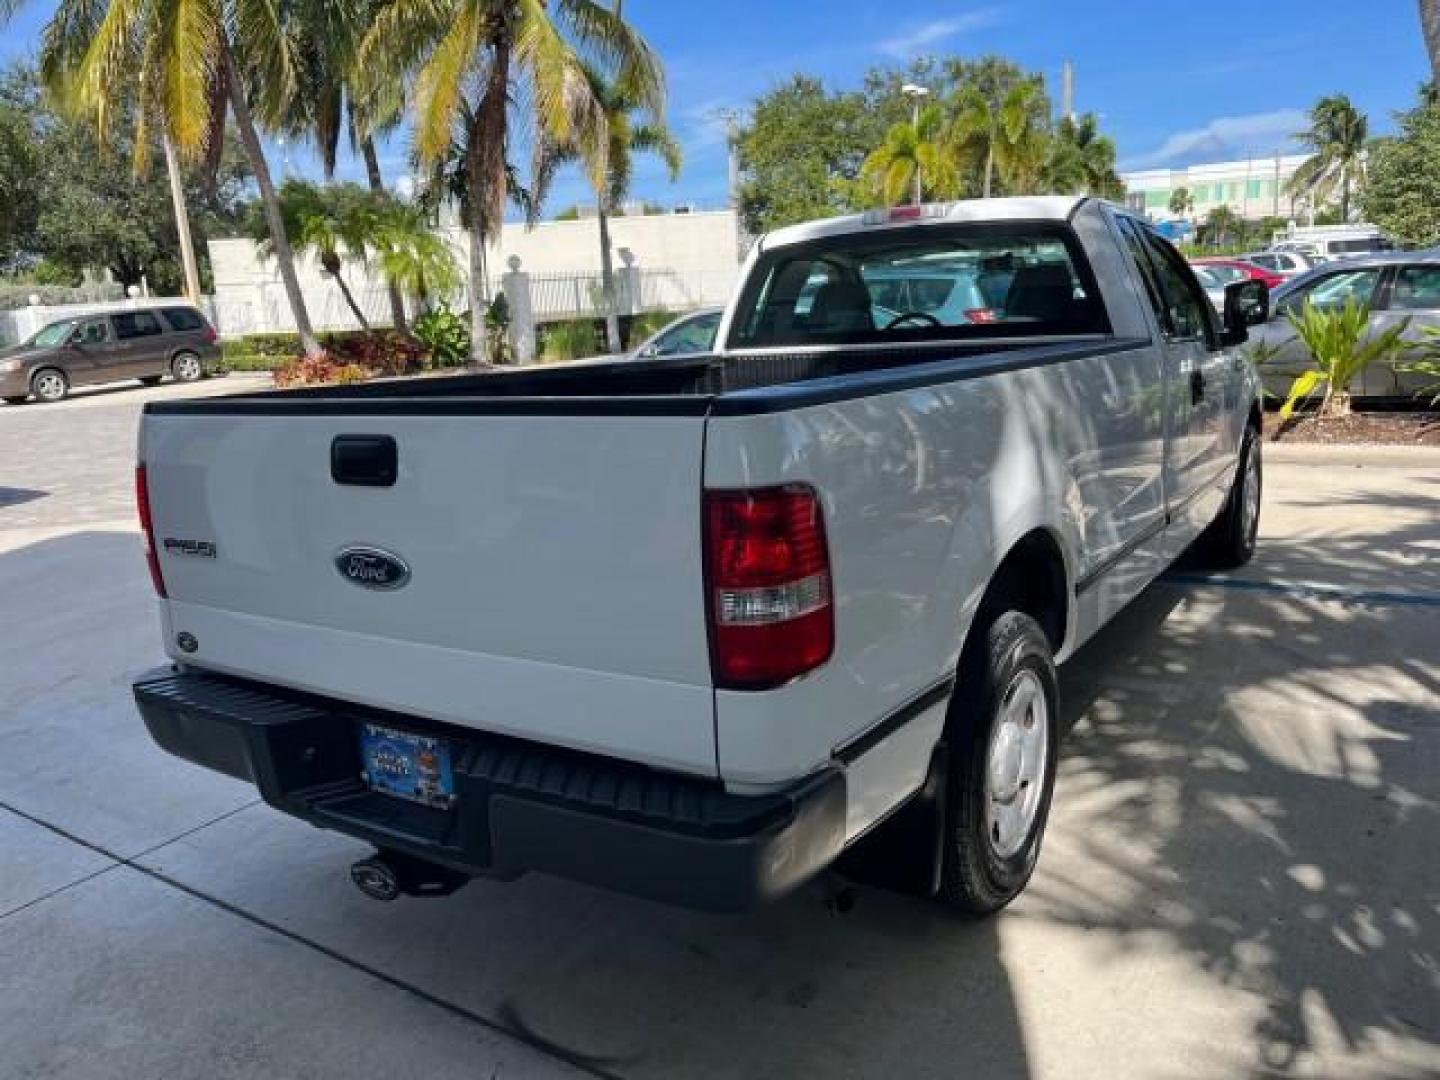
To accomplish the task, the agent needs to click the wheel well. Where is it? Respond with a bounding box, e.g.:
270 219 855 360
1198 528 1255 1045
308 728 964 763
30 365 66 386
979 530 1069 653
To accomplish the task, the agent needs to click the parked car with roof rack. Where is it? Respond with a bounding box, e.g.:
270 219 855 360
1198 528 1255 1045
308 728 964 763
0 305 220 404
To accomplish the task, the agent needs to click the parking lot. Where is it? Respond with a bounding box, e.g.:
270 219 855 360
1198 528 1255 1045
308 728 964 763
2 379 1437 1079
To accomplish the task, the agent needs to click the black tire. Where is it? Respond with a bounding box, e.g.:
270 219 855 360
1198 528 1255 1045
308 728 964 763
938 610 1059 916
3 395 27 405
170 351 204 383
1198 426 1261 569
30 367 68 403
139 375 164 387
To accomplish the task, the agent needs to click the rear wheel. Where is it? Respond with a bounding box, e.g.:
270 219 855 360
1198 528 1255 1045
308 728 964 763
937 610 1059 916
171 351 203 382
1198 426 1261 569
30 368 68 403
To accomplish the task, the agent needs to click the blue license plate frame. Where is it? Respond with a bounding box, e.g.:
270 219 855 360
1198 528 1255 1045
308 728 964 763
358 723 456 809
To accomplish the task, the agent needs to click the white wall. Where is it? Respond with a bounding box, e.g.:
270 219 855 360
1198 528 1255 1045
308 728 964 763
207 210 742 338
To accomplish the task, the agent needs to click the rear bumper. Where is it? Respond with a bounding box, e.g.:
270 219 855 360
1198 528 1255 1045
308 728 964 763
133 667 846 912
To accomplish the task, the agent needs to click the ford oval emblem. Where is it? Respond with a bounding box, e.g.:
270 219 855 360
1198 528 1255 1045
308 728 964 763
335 547 411 591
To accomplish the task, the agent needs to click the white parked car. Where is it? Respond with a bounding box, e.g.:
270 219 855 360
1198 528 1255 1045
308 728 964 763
132 197 1267 915
1243 250 1317 279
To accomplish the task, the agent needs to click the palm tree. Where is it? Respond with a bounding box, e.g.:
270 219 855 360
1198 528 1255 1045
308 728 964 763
1044 114 1123 198
374 203 463 313
254 181 380 331
41 0 324 357
1288 95 1369 222
861 103 958 207
355 0 664 363
1421 1 1440 81
951 80 1045 199
284 0 411 332
542 65 682 354
1169 187 1195 219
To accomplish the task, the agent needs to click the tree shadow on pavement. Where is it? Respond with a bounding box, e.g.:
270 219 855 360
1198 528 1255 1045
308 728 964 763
1030 568 1440 1078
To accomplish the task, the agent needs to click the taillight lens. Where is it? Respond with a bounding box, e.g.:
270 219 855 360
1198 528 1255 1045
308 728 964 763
965 308 998 324
135 465 166 597
202 325 217 344
704 485 834 689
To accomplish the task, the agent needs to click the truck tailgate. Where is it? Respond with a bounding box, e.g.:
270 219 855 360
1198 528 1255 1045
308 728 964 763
140 409 717 776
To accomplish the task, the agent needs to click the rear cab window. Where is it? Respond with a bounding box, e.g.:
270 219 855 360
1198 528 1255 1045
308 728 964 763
728 222 1109 350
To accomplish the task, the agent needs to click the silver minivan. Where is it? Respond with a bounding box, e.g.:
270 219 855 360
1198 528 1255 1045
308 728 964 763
0 306 221 404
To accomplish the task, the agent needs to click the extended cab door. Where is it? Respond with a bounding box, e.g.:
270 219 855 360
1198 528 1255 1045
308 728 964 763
1113 218 1229 548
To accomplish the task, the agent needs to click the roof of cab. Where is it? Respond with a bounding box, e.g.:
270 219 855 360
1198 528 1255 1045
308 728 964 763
760 196 1091 251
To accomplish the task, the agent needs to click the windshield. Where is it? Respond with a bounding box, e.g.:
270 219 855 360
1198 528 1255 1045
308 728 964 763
729 222 1108 349
26 320 76 348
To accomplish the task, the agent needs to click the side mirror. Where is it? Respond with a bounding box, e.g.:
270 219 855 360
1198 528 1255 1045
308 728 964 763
1220 280 1269 346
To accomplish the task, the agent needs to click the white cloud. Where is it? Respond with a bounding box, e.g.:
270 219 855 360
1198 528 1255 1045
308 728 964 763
1121 109 1307 171
878 10 1003 58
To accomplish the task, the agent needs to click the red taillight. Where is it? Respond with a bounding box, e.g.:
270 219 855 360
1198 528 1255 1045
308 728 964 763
704 485 834 690
202 325 217 344
887 205 924 222
964 308 998 324
135 465 166 597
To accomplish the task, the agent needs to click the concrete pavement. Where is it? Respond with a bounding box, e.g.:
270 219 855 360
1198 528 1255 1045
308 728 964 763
1 381 1436 1079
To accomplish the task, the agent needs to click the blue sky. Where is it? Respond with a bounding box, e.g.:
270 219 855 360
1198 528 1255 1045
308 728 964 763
2 1 1430 214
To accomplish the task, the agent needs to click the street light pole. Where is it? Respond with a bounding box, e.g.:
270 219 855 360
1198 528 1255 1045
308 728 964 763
901 84 930 206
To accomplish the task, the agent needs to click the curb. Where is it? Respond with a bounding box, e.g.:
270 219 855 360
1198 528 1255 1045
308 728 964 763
1263 441 1440 468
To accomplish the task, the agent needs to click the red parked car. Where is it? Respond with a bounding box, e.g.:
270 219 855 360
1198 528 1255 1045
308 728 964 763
1189 258 1286 291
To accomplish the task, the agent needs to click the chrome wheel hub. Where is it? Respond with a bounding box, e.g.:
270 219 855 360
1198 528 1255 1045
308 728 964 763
35 373 63 400
985 669 1049 859
176 356 201 379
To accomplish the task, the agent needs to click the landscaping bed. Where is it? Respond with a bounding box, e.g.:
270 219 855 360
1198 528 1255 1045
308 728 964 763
1265 410 1440 446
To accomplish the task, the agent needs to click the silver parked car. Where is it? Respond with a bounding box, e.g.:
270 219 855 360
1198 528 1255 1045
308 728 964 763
629 308 722 360
0 306 221 404
1250 251 1440 400
1243 250 1318 279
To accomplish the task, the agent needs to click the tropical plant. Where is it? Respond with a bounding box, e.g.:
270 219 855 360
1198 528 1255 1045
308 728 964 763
1288 95 1369 222
412 303 471 368
1278 299 1412 419
355 0 664 364
373 202 463 316
1202 206 1244 248
539 64 682 353
41 0 324 356
1168 187 1195 219
251 181 379 331
950 78 1046 199
860 103 958 207
540 318 600 363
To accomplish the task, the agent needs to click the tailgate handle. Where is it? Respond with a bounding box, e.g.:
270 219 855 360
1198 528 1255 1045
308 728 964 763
331 435 397 487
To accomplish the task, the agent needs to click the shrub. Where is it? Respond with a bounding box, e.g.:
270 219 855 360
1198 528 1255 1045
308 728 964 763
1279 299 1412 419
412 304 471 368
539 318 601 363
272 353 373 389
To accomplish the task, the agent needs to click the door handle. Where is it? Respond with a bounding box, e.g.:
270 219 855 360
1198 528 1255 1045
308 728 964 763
1190 368 1206 406
332 435 398 487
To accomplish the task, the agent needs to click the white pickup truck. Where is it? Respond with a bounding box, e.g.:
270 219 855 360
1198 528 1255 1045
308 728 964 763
133 197 1269 914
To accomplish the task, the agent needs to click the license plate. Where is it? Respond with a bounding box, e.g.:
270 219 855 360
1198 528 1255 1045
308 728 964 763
358 723 456 808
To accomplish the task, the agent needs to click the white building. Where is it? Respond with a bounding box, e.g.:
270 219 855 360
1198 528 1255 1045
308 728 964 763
1121 155 1313 223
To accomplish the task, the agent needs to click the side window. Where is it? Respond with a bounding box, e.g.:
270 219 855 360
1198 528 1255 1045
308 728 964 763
654 313 719 355
160 306 205 332
71 319 110 345
1388 266 1440 311
112 311 163 340
1140 230 1214 342
1115 217 1169 333
1278 269 1381 317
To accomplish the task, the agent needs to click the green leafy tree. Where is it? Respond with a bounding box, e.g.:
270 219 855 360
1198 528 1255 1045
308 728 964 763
1201 205 1244 248
355 0 663 363
736 75 883 234
539 64 682 353
1288 95 1369 222
1168 187 1195 219
860 103 958 206
1362 94 1440 247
